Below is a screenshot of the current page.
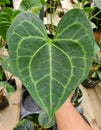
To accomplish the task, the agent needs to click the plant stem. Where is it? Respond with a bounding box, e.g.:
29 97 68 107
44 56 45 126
49 0 53 25
89 10 101 21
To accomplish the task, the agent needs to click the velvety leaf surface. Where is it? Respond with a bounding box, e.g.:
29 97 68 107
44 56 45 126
7 9 94 117
38 112 55 128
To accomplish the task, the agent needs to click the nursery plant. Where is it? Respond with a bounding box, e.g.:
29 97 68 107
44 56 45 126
0 64 15 109
2 0 97 129
0 64 16 92
89 50 101 81
76 0 101 88
82 42 101 88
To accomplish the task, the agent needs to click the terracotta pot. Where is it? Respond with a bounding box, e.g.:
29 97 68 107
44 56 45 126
94 32 101 43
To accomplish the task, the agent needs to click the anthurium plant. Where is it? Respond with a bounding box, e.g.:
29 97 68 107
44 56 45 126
2 0 97 129
88 43 101 81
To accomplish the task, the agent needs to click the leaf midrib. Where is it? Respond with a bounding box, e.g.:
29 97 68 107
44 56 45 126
49 44 53 116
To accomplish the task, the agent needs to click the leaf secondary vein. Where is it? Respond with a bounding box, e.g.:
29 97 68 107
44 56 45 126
21 19 46 37
52 44 73 111
29 43 49 113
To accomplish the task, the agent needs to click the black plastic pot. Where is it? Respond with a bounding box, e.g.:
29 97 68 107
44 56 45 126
20 89 57 130
82 78 100 88
20 89 90 129
76 106 90 126
20 89 42 119
20 113 57 130
0 96 9 110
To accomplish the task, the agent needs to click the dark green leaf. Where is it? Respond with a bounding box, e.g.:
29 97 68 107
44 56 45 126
38 112 55 128
1 56 16 76
0 81 15 93
6 9 94 117
13 119 34 130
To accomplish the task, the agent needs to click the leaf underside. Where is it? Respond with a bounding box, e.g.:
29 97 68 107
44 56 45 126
7 9 94 117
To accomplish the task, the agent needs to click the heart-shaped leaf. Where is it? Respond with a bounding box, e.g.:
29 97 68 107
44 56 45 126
7 9 94 117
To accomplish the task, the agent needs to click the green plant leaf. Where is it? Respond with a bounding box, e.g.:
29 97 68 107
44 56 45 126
6 9 94 117
38 112 55 128
0 7 20 40
40 0 47 5
0 65 3 80
13 119 34 130
90 21 97 30
1 56 14 75
94 42 100 56
40 0 50 7
97 71 101 80
0 0 10 4
0 72 3 80
19 0 42 13
94 0 101 9
83 7 94 12
0 81 15 93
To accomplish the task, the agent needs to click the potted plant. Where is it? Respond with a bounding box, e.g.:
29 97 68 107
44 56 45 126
82 42 101 88
2 0 97 129
71 0 101 88
0 43 16 110
90 7 101 43
0 64 16 109
0 86 9 109
0 80 16 110
79 0 101 88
